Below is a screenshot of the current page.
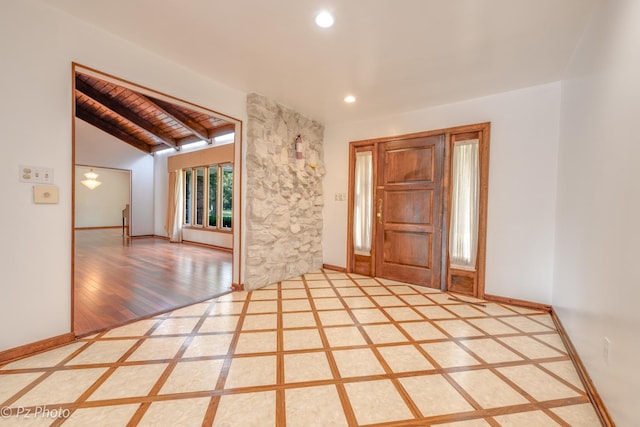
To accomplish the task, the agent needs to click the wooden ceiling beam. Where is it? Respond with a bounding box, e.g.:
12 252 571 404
144 97 211 142
76 105 151 154
75 78 178 150
175 124 236 147
211 123 236 138
175 135 204 146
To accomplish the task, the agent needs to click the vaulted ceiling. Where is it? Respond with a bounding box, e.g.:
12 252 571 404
49 0 597 123
74 72 235 154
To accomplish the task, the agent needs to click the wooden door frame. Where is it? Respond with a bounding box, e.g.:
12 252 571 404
346 122 490 298
71 63 244 336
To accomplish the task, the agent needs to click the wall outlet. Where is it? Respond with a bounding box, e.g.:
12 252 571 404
603 337 611 364
20 165 54 184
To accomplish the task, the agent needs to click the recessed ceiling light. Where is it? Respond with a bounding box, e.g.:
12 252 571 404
315 11 334 28
344 95 356 103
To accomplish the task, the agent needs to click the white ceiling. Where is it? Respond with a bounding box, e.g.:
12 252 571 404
42 0 596 124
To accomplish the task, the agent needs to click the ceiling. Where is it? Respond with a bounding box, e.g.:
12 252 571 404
75 71 234 153
47 0 596 124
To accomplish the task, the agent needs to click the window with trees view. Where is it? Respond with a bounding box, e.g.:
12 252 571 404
183 164 233 230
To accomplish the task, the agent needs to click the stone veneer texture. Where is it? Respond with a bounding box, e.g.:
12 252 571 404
245 93 325 290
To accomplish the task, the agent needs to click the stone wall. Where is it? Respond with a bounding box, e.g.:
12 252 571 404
245 93 325 290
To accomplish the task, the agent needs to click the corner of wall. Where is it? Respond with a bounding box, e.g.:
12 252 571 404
244 94 326 289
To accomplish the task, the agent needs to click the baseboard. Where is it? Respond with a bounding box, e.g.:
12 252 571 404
231 283 244 291
150 236 233 253
74 226 120 230
0 333 75 365
484 293 551 312
182 240 233 253
550 309 615 426
322 264 346 272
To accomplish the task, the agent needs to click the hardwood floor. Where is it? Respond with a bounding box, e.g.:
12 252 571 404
73 228 232 336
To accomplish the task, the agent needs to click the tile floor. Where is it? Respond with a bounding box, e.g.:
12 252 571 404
0 271 602 426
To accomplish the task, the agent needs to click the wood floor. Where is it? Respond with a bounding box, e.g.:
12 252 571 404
74 228 232 336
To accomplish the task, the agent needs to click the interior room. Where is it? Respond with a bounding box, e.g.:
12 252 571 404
72 69 237 335
0 0 638 425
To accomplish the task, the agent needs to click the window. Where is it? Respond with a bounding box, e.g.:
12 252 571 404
222 164 233 229
353 151 373 255
449 139 480 270
183 163 233 230
208 167 218 227
184 169 192 225
195 168 205 226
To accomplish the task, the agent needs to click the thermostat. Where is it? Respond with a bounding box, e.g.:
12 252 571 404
33 185 59 204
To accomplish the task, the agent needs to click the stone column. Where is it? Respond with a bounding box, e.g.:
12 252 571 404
245 93 325 289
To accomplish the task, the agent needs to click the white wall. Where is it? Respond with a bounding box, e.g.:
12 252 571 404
75 120 153 235
75 166 130 228
554 0 640 425
153 150 170 236
0 0 246 352
323 82 561 304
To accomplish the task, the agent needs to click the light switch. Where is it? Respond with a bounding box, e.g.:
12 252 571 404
20 165 54 183
33 185 59 204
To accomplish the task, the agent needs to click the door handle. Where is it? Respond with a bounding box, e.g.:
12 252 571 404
377 198 383 224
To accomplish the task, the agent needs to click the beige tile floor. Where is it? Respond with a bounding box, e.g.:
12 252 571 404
0 271 603 426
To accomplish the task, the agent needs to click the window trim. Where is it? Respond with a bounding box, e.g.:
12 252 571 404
183 163 233 231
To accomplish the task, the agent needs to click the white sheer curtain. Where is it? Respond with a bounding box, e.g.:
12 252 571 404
165 170 184 243
449 140 480 270
353 151 373 256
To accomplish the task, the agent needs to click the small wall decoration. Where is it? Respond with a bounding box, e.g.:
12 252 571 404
295 135 303 160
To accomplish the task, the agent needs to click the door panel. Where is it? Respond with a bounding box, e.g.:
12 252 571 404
384 146 434 183
376 135 445 288
384 190 433 225
383 231 431 267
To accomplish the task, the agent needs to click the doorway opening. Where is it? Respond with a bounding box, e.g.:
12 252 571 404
72 64 242 336
347 123 490 297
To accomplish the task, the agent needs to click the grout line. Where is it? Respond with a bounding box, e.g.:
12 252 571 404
306 271 358 426
0 271 605 426
201 291 252 425
276 281 286 427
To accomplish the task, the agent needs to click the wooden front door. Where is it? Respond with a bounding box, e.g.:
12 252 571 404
375 135 445 288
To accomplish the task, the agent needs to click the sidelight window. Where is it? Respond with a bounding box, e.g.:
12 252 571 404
353 151 373 255
449 139 479 270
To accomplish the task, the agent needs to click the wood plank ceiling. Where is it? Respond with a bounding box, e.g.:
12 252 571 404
75 72 234 154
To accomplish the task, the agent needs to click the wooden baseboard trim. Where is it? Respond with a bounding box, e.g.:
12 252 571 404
484 294 551 312
0 333 75 365
550 309 614 426
74 226 121 230
129 234 155 239
322 264 346 272
182 240 233 253
231 283 244 291
152 236 233 253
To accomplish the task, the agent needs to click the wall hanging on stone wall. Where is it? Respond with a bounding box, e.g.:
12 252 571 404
295 135 303 159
